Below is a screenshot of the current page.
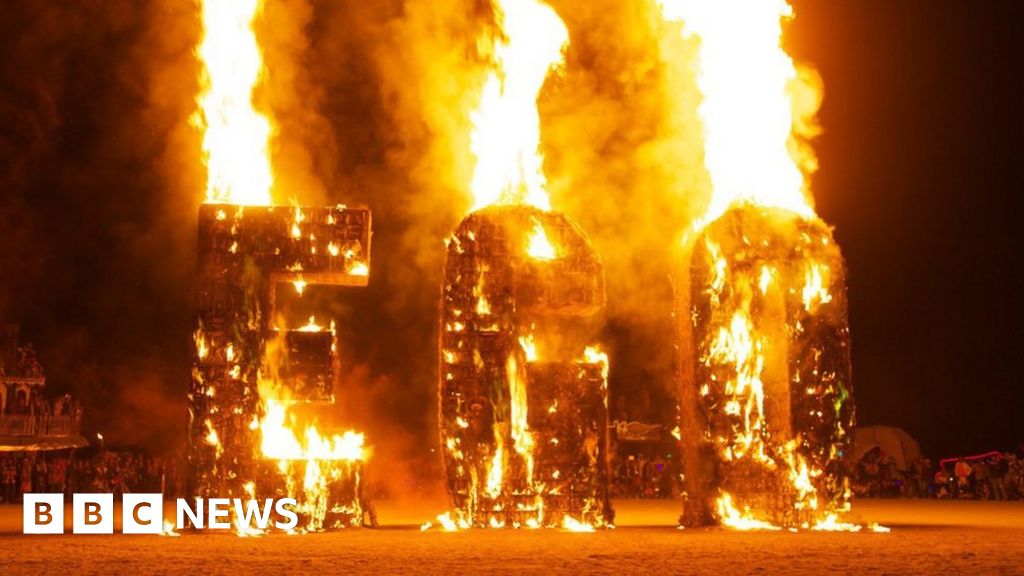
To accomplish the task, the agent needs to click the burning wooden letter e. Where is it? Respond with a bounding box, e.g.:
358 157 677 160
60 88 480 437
189 204 372 531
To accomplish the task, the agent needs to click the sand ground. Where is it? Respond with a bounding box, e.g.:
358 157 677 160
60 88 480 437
1 499 1022 575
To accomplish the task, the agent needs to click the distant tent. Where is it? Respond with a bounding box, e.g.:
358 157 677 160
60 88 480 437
853 425 921 470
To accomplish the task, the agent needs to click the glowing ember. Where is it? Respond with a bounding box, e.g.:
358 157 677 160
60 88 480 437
427 512 469 532
203 419 222 458
519 333 539 362
347 261 370 277
526 220 557 261
562 516 596 533
159 520 181 537
715 493 781 531
194 329 209 360
474 267 492 315
801 262 834 311
810 513 862 533
296 315 324 333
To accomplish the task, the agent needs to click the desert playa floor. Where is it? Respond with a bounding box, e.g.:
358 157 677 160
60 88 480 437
1 499 1022 575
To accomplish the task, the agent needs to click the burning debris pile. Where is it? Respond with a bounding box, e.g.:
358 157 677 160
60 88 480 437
189 203 372 531
677 205 853 528
439 205 610 529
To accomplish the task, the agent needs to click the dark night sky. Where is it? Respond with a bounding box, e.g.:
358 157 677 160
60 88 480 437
788 0 1024 455
1 0 1021 462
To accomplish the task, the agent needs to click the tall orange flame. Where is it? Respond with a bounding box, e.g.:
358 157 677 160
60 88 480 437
660 0 818 228
468 0 569 212
194 0 274 206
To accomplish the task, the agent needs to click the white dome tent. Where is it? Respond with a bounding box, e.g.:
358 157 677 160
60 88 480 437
853 425 922 470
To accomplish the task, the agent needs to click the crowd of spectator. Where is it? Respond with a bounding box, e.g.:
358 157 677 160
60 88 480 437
853 449 1024 500
606 445 1024 502
0 451 177 504
610 452 676 498
5 344 44 378
7 342 43 379
1 391 81 418
1 343 83 419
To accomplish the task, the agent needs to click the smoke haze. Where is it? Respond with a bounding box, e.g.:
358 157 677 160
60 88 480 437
3 0 1020 471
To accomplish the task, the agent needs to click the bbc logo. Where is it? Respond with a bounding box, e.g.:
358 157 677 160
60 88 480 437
23 493 164 534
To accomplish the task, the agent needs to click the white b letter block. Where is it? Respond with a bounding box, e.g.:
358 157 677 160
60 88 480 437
23 494 64 534
74 493 114 534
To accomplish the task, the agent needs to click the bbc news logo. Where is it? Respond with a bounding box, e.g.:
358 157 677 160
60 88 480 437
23 494 299 534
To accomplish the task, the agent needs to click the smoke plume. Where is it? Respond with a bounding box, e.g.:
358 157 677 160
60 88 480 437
0 0 716 484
